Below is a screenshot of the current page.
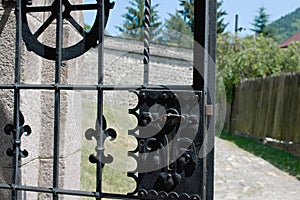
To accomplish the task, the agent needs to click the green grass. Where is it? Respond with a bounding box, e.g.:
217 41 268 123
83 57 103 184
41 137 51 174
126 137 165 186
80 144 136 200
219 132 300 180
80 102 136 199
79 102 300 199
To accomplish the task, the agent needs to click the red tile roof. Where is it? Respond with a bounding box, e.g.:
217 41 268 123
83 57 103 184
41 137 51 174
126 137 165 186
280 31 300 48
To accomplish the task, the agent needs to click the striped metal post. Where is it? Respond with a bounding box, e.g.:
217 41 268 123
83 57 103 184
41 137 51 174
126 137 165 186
143 0 151 85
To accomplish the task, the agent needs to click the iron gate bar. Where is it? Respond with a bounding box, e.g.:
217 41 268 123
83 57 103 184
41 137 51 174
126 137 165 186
0 183 142 199
12 0 22 199
96 0 105 199
0 0 216 199
193 0 208 199
25 3 100 13
206 1 217 199
143 0 151 85
194 0 216 199
53 0 63 200
33 14 56 38
0 84 196 90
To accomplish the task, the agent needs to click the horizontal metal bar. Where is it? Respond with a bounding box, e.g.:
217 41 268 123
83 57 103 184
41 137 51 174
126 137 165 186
0 184 141 199
0 84 196 91
102 193 141 199
71 4 98 11
25 6 53 13
0 183 96 197
25 4 98 13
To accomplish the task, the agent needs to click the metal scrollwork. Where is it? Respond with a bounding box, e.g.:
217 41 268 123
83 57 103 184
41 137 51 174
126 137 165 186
138 189 201 200
128 89 201 199
85 115 117 167
4 111 32 159
21 0 115 60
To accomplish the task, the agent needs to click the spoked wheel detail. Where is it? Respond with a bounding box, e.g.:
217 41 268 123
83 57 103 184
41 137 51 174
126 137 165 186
22 0 114 60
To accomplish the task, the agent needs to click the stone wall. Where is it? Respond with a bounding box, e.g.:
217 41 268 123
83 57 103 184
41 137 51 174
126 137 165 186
0 2 20 198
81 36 194 106
0 1 82 199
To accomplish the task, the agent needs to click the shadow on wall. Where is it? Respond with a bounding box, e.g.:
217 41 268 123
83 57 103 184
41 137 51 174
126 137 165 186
0 2 15 198
0 101 13 199
0 1 14 36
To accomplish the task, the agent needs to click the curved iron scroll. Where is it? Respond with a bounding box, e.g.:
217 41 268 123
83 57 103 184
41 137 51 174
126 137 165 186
128 89 202 199
21 0 114 60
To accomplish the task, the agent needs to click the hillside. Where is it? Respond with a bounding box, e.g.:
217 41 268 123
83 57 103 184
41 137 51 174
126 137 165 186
268 7 300 43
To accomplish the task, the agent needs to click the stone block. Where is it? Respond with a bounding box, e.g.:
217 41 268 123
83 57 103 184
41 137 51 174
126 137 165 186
1 2 83 199
0 167 12 199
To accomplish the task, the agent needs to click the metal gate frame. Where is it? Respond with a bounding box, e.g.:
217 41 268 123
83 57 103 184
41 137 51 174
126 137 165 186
0 0 216 199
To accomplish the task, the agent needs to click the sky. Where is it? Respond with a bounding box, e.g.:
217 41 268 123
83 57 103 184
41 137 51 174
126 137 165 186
84 0 300 36
223 0 300 36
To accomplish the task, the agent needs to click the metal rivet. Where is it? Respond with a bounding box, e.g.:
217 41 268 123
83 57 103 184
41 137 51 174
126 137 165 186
139 190 146 197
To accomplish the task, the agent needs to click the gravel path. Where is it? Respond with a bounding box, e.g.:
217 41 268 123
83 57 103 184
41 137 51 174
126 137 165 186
215 137 300 200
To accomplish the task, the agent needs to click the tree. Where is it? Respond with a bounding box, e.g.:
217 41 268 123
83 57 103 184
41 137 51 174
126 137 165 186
84 23 109 35
161 11 193 47
179 0 228 34
116 0 162 41
268 8 300 43
217 34 300 100
84 23 91 32
178 0 194 33
217 0 228 34
251 6 273 37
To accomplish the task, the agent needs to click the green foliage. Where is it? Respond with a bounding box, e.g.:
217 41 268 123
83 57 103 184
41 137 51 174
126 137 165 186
251 6 273 37
178 0 194 33
220 132 300 180
160 11 193 48
116 0 162 41
268 8 300 43
179 0 228 34
84 23 91 32
217 0 228 34
217 34 300 100
84 23 109 35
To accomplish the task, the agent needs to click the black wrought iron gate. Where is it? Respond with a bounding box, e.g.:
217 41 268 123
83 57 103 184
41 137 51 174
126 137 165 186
0 0 216 199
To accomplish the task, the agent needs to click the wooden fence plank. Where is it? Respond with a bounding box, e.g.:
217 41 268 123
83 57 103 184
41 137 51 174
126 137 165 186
230 73 300 153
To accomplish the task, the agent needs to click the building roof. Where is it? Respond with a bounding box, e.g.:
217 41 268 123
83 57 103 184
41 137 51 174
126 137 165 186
279 31 300 48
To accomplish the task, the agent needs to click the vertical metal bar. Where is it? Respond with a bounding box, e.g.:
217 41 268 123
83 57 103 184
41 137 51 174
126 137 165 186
206 0 216 199
235 14 239 33
53 0 63 199
194 0 209 200
143 0 151 85
193 0 206 90
12 0 22 199
96 0 105 199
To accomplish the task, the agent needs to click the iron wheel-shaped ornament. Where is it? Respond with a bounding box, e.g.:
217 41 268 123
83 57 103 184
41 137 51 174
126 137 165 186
21 0 114 61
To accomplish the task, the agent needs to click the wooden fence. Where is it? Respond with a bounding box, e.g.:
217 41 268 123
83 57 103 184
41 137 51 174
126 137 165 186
229 73 300 155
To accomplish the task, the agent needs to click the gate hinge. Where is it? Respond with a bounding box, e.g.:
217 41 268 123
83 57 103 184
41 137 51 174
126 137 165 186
205 104 214 116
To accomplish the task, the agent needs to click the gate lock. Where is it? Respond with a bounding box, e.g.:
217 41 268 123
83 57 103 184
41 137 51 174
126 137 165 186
128 89 202 200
